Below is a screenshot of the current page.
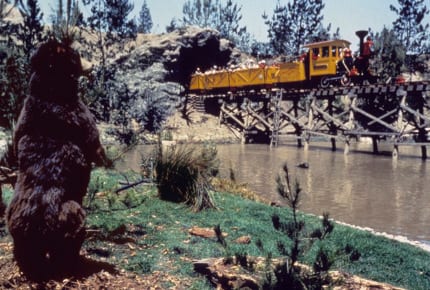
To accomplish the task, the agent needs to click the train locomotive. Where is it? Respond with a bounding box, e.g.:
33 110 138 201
189 30 377 93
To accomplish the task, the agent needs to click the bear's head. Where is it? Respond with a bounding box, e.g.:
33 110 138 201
29 37 83 103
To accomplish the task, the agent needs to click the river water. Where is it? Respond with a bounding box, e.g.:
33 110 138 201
116 142 430 244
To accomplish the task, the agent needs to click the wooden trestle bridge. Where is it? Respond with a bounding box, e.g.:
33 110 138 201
189 81 430 159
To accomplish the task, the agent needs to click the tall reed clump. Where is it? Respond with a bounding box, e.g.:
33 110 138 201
155 142 218 211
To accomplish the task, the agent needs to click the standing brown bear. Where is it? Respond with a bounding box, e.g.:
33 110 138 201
6 37 109 279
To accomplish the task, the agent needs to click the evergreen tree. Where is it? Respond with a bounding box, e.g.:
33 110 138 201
181 0 251 51
264 0 326 56
218 0 244 42
309 23 340 43
0 55 27 130
84 0 137 65
372 27 406 80
182 0 219 28
81 0 138 126
390 0 429 54
262 6 288 55
137 0 152 34
16 0 45 58
104 0 136 38
165 18 178 33
218 0 251 52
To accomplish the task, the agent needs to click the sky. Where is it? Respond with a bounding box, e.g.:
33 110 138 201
39 0 426 50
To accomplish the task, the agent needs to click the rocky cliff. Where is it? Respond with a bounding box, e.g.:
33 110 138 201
104 26 243 141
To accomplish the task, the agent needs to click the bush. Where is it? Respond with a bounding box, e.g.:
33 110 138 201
155 143 218 211
263 163 339 289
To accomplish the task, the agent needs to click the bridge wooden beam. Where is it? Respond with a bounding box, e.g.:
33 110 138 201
351 105 399 133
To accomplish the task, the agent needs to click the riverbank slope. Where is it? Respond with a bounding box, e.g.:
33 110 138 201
1 169 429 289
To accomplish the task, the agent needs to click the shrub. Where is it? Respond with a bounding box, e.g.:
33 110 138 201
263 163 338 289
155 143 217 211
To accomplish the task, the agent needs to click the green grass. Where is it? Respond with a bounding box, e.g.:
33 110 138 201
2 168 430 289
81 169 430 289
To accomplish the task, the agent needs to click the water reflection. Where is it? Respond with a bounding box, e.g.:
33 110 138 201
116 143 430 243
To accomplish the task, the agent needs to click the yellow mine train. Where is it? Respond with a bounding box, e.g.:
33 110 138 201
189 39 355 93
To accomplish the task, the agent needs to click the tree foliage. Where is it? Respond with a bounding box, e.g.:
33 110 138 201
182 0 219 28
390 0 429 54
181 0 251 52
131 88 172 134
84 0 137 65
217 0 249 48
81 0 137 136
0 54 27 129
137 0 152 34
264 0 326 56
372 27 406 80
0 0 43 131
15 0 44 57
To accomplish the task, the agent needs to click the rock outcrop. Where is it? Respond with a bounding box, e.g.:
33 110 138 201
106 26 241 136
113 26 237 100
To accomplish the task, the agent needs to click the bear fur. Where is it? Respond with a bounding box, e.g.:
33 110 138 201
6 38 108 279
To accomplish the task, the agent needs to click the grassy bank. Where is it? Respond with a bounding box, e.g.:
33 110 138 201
1 168 430 289
83 169 430 289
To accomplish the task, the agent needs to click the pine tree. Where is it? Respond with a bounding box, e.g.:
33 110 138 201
218 0 250 51
165 18 178 33
0 55 27 130
81 0 137 126
218 0 244 41
104 0 136 38
181 0 251 51
372 27 406 80
137 0 152 34
390 0 429 54
182 0 219 28
264 0 326 56
84 0 137 65
263 5 289 55
16 0 45 58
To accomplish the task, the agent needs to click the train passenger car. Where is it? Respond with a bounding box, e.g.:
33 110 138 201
188 39 353 93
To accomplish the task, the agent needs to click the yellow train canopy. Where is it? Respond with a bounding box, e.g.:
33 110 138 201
303 39 351 49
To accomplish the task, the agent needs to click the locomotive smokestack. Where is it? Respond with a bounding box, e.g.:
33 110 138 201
356 30 368 56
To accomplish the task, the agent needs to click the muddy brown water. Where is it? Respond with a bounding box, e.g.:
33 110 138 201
116 142 430 244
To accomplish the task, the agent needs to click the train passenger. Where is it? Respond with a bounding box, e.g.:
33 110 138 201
360 36 374 75
258 60 266 68
343 48 354 70
363 36 374 58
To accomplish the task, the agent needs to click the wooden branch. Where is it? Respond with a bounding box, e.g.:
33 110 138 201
115 178 153 194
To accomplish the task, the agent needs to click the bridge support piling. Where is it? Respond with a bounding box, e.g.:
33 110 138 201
330 138 337 151
344 138 350 155
392 145 399 159
421 146 427 160
372 136 379 154
293 99 303 148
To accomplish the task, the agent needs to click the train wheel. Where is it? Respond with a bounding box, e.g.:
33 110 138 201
341 74 351 86
320 76 330 88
